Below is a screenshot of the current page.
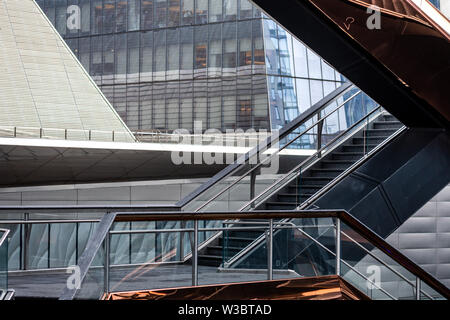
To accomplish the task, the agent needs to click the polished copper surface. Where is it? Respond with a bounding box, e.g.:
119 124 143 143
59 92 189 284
103 275 370 300
308 0 450 122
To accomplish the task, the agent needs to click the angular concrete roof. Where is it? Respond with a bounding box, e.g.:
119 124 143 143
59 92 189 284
0 0 134 142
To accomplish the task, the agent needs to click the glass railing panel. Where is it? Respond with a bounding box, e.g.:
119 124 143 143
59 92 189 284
340 262 393 300
0 223 21 271
49 223 77 268
271 217 337 280
110 222 131 265
224 217 337 280
107 221 193 293
25 223 49 270
200 218 269 286
339 222 417 300
420 281 446 300
73 236 106 300
0 230 8 293
130 221 157 264
78 222 102 266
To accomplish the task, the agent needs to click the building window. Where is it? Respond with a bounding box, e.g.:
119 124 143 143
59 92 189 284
141 0 154 29
182 0 194 25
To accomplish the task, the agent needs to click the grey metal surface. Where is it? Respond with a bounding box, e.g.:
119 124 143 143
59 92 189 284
386 183 450 288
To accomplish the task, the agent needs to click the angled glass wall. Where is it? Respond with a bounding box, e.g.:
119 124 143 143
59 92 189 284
262 17 343 130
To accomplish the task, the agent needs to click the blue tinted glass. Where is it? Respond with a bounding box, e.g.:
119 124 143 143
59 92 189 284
263 20 280 75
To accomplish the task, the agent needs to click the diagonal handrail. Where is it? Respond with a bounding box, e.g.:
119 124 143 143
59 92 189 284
175 82 354 209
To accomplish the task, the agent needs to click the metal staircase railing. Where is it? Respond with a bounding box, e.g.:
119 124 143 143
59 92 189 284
58 209 450 300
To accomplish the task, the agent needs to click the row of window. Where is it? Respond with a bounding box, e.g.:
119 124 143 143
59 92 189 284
37 0 260 37
100 76 270 131
64 21 265 85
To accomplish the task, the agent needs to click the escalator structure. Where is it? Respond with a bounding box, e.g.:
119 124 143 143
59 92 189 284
177 82 449 288
198 112 403 267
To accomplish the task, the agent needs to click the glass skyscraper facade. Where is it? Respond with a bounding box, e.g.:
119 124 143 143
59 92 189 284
37 0 343 134
429 0 440 9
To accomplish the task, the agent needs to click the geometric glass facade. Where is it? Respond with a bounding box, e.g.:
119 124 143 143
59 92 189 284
429 0 440 9
37 0 343 134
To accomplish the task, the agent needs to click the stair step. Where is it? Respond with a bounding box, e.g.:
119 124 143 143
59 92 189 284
209 245 242 251
277 193 313 202
381 114 397 121
206 245 243 256
331 152 363 161
310 168 343 178
300 177 334 184
365 128 397 134
373 121 403 129
353 136 387 145
198 255 222 266
219 237 255 247
288 185 323 193
341 144 378 153
320 160 354 169
265 202 299 210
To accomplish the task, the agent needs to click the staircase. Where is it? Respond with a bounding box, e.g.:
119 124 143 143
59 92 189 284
197 113 403 267
263 113 402 210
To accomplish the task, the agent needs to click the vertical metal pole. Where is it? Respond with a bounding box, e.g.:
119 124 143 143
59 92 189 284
23 213 29 271
104 231 110 294
250 169 256 208
267 219 273 280
179 221 185 261
317 115 323 158
192 220 199 286
416 278 421 300
336 218 341 276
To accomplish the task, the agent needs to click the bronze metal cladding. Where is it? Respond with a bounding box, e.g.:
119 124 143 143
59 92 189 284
308 0 450 122
103 275 370 300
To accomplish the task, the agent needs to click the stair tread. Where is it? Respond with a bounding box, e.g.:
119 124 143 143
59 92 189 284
198 254 222 259
344 144 378 147
266 201 300 205
222 236 256 241
354 136 389 139
209 245 243 250
321 160 355 163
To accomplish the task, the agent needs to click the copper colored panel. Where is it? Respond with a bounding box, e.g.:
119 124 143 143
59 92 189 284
104 275 370 300
307 0 450 122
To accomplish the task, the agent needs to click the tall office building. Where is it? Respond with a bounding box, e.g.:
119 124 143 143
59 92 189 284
36 0 343 134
